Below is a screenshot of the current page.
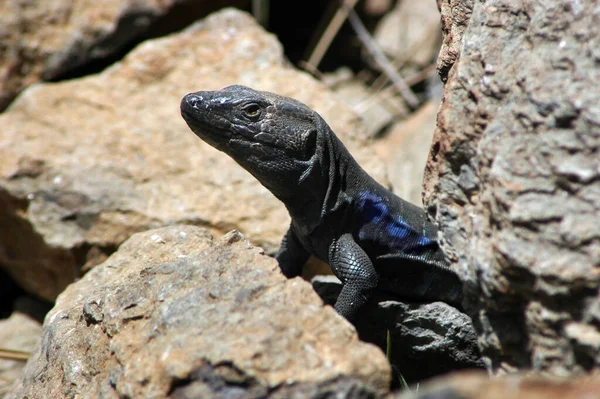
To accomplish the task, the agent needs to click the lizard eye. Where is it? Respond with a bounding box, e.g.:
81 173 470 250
242 103 262 120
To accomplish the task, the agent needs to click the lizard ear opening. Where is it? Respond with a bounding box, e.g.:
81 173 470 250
303 129 318 159
298 129 318 184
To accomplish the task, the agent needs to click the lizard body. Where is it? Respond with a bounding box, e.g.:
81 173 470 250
180 85 463 320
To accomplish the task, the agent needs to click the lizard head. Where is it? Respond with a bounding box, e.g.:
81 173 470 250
180 85 327 200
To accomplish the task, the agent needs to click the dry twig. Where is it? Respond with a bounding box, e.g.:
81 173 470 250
343 4 419 108
0 348 30 362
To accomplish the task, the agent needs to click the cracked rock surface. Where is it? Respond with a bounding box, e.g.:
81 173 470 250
10 225 391 398
425 0 600 375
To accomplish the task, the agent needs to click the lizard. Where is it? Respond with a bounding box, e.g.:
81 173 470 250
180 85 463 321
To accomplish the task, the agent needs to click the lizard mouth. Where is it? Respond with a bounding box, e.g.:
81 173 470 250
227 137 282 159
180 95 233 145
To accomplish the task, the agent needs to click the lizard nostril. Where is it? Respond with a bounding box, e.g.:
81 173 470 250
186 94 203 109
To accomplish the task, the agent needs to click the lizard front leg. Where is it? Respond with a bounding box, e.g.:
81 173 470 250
276 226 310 278
329 233 379 320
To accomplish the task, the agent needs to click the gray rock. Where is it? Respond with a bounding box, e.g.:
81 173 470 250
435 0 474 81
173 374 382 399
424 0 600 375
312 275 483 383
10 226 391 398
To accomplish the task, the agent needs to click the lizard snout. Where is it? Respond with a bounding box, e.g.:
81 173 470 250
183 93 203 109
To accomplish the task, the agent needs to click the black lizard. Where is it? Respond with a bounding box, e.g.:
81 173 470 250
180 85 463 320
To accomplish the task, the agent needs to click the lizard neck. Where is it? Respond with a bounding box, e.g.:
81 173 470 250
283 120 365 235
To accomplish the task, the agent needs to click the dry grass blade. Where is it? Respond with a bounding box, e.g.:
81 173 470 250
0 348 30 362
252 0 270 28
369 20 441 93
354 64 437 115
304 0 360 73
344 5 419 108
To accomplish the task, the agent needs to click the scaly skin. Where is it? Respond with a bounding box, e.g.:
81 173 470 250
180 85 462 320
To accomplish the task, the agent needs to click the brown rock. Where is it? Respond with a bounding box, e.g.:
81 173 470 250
10 225 391 398
424 0 600 375
435 0 474 81
0 0 249 111
393 370 600 399
0 8 388 301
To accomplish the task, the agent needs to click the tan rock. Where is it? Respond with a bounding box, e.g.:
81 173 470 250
372 0 442 70
363 0 394 17
0 0 249 111
10 225 391 398
326 67 409 138
394 371 600 399
373 100 439 206
0 8 388 301
0 311 42 396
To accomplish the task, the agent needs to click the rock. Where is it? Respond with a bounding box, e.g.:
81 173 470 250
10 225 391 398
312 275 483 383
175 376 383 399
372 0 442 71
435 0 474 81
363 0 394 17
0 268 26 320
373 100 440 206
0 8 388 301
0 308 43 396
0 0 249 111
424 0 600 375
392 370 600 399
325 67 409 138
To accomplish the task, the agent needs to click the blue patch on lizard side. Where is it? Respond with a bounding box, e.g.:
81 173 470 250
357 191 432 252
